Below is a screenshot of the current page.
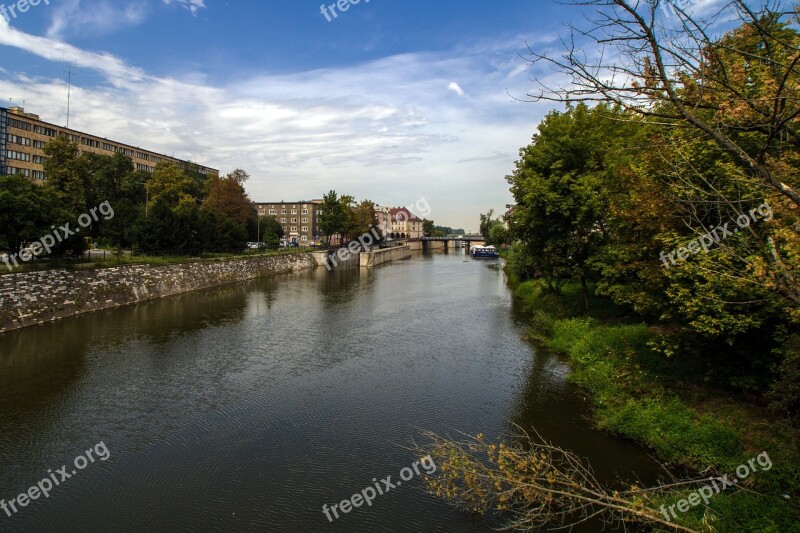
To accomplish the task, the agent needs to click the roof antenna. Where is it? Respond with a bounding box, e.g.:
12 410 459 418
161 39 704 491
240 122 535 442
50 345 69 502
65 63 73 128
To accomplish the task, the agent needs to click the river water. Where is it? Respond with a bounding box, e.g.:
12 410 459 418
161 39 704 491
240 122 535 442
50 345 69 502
0 252 661 532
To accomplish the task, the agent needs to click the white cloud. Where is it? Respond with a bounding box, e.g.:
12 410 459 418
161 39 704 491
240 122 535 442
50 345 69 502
47 0 149 39
0 24 559 229
447 82 465 96
162 0 207 16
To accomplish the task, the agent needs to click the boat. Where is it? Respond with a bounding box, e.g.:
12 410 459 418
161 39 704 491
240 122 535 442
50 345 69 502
471 245 499 258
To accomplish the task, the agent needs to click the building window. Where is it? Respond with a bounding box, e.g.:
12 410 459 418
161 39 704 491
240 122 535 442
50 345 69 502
33 125 57 137
8 134 31 146
290 218 297 223
6 166 30 177
32 170 46 180
302 209 308 214
301 218 308 223
301 226 309 232
290 227 297 232
7 150 30 161
291 209 297 214
281 218 287 223
301 236 308 242
32 155 45 164
269 209 276 215
32 140 46 149
8 118 32 131
281 209 286 214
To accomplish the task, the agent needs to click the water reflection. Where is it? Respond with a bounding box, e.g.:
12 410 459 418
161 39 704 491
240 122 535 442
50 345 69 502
0 253 661 532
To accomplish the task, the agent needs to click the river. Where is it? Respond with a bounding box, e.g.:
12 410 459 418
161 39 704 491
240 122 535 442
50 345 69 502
0 251 662 532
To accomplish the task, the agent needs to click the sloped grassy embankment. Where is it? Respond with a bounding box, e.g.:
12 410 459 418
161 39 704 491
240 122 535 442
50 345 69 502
511 278 799 532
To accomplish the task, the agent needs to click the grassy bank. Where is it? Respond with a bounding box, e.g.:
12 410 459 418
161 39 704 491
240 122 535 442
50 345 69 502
512 279 800 532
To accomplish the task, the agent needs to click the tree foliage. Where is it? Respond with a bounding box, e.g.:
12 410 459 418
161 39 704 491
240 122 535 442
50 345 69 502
0 141 254 256
504 4 800 409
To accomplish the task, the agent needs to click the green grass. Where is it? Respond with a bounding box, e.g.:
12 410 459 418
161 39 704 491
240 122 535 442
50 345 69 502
511 278 800 531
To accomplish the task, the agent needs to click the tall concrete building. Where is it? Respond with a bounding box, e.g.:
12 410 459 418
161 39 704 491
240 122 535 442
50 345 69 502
254 200 323 245
0 106 218 181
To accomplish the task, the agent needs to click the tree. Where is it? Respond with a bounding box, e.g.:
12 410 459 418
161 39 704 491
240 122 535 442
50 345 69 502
203 169 254 225
146 162 193 209
258 216 284 246
523 0 800 312
506 104 634 308
422 219 435 236
420 429 698 533
352 199 378 238
319 190 346 246
0 175 61 253
487 223 509 247
43 136 90 214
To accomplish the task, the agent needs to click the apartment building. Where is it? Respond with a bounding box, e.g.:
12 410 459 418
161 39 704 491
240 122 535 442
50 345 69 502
254 200 323 245
0 106 218 182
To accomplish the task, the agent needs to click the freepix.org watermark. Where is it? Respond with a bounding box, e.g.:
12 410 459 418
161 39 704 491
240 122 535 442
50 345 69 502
660 201 772 269
1 441 111 519
320 0 370 22
660 451 772 522
2 201 115 272
0 0 49 24
324 196 431 271
322 455 437 522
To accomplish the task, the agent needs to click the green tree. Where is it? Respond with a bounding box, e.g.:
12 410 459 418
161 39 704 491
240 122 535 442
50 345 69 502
319 190 346 246
258 216 284 246
43 136 90 214
0 175 61 253
507 104 633 308
146 162 193 209
352 200 377 238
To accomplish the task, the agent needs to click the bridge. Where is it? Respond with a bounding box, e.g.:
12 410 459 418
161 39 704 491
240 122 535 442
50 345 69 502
421 234 483 242
418 235 485 251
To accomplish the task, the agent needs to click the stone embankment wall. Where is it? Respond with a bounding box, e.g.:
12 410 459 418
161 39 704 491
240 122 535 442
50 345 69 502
406 241 445 252
0 253 317 333
359 245 412 267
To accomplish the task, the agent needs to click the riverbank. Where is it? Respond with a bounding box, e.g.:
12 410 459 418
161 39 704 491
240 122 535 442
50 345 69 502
0 253 317 333
511 278 799 531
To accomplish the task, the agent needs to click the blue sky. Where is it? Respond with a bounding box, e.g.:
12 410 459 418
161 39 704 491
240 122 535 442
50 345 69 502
0 0 726 229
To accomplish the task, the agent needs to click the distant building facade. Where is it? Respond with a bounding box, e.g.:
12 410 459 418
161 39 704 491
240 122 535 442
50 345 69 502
0 106 218 182
255 200 323 245
374 205 391 237
388 207 424 239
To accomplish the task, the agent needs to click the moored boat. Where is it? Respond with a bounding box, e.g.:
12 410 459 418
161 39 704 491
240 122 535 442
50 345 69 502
471 245 499 258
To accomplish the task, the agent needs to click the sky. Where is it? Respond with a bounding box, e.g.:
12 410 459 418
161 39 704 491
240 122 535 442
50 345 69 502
0 0 730 230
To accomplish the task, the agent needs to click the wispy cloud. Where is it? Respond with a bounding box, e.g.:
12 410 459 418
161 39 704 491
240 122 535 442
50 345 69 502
0 21 559 228
47 0 149 39
162 0 207 16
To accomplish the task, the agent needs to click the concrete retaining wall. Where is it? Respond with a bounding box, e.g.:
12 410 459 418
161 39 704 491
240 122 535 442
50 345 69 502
403 241 445 252
311 250 360 270
0 253 317 333
359 245 412 268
